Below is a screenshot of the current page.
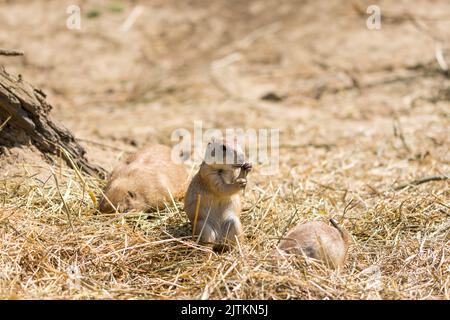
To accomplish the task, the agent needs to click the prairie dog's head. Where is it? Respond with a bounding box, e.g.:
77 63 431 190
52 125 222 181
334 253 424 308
99 183 145 213
203 137 245 170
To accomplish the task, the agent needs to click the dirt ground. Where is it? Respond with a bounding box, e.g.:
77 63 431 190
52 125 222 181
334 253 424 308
0 0 449 299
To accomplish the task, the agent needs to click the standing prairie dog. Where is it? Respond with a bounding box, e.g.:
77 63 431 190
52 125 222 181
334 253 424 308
184 138 252 250
99 144 188 213
278 219 349 269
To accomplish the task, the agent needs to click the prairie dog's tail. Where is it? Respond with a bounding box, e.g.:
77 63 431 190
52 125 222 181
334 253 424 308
330 218 349 244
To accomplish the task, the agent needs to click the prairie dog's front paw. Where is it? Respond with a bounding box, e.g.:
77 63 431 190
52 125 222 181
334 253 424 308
238 163 252 180
236 178 247 188
242 163 252 172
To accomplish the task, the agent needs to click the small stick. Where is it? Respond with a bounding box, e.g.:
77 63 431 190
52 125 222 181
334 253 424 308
435 44 449 73
0 48 24 56
192 194 201 240
0 116 12 132
279 143 335 150
120 5 144 33
278 208 299 246
77 138 135 153
393 117 412 154
59 146 98 206
394 175 448 190
52 173 75 233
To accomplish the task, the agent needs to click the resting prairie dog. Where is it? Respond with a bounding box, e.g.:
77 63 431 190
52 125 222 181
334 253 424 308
278 219 349 269
99 144 188 213
184 138 252 250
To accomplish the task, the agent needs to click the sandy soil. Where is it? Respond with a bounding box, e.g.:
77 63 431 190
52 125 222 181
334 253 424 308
1 0 449 170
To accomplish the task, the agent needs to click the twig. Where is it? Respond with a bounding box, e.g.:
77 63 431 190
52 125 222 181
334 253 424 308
279 143 335 150
435 44 449 73
407 17 449 77
209 22 282 101
77 138 134 153
59 146 98 207
365 184 381 196
393 117 412 154
278 208 298 246
409 17 443 42
0 48 24 56
52 173 75 233
311 71 435 97
192 194 201 240
120 5 145 33
310 180 337 191
343 198 358 218
0 115 12 132
394 175 448 190
277 184 300 245
255 185 281 231
209 52 243 98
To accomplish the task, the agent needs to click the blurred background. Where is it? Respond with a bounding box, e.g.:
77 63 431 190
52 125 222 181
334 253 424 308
0 0 448 180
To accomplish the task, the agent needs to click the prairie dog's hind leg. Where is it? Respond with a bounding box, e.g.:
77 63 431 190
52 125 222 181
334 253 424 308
218 215 243 248
193 219 217 245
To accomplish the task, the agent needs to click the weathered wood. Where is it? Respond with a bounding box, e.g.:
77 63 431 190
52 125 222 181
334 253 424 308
0 67 105 177
0 48 24 56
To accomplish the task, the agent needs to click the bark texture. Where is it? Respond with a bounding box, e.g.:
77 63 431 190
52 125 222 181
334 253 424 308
0 66 104 177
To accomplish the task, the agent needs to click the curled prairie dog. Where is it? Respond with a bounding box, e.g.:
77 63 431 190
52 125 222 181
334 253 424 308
184 138 251 250
99 144 188 213
278 219 349 269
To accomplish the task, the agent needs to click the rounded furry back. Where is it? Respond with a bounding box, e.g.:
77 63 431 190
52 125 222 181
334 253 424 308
99 144 188 213
278 220 349 269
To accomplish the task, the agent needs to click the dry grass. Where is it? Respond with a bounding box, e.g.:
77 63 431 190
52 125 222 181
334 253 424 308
0 0 449 300
0 158 448 299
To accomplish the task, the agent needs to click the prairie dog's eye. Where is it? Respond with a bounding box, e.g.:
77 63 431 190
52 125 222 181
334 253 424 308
128 191 136 199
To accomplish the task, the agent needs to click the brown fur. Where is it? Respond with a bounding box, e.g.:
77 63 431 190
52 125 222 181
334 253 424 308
99 144 188 213
184 138 251 250
278 219 349 269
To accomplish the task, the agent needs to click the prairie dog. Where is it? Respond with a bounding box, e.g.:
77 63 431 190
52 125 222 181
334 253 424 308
184 138 251 250
278 219 349 269
99 144 188 213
